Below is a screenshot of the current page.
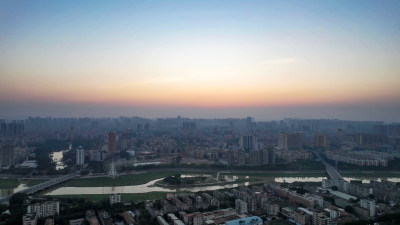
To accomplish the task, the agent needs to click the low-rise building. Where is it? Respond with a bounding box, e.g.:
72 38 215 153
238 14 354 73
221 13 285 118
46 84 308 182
110 193 121 205
44 218 54 225
360 199 376 217
354 205 370 218
293 209 311 225
23 212 37 225
69 218 84 225
86 209 99 225
225 216 262 225
156 215 169 225
235 199 247 214
122 211 136 225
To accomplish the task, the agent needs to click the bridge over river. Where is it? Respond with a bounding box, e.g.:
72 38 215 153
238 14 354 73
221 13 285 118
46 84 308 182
313 151 343 180
0 172 79 204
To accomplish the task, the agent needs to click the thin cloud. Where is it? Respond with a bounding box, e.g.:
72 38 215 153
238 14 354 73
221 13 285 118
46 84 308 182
137 77 185 85
262 57 301 65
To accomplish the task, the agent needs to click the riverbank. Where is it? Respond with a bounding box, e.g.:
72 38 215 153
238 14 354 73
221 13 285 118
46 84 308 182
2 169 400 190
62 171 213 187
154 176 261 188
340 171 400 177
63 171 328 187
51 192 169 202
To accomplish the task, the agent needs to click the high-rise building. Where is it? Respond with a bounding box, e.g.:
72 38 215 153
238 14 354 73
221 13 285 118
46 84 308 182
238 150 246 165
246 117 254 129
183 122 196 133
144 123 150 136
278 133 303 150
76 146 85 165
261 150 269 165
1 144 14 167
268 149 275 164
108 131 116 153
249 150 261 166
288 133 303 150
278 133 288 150
7 122 24 136
137 124 142 137
27 201 59 218
240 135 258 150
227 150 239 165
314 134 327 148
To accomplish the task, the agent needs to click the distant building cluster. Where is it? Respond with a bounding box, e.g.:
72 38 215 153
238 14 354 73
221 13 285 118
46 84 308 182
274 149 313 162
326 150 388 167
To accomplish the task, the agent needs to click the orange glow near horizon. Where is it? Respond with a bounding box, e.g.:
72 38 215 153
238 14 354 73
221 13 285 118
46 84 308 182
1 1 400 113
2 73 399 108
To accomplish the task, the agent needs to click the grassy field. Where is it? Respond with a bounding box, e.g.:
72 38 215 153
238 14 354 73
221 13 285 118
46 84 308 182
225 171 327 177
3 170 399 190
63 171 214 187
0 179 49 189
64 171 332 187
0 179 20 189
51 192 168 202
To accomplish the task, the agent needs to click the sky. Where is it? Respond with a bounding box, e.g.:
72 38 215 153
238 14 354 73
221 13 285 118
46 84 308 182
1 0 400 121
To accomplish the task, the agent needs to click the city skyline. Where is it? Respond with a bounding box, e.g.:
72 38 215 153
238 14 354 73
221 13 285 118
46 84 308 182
1 1 400 121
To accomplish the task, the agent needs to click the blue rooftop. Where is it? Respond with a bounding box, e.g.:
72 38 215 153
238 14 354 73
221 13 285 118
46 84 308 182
225 216 263 225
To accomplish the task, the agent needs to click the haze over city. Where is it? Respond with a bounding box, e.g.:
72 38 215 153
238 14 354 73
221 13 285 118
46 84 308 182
1 0 400 121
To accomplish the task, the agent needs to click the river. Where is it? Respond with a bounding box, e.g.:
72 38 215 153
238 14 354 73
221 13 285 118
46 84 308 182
1 174 399 197
40 175 400 196
51 144 71 170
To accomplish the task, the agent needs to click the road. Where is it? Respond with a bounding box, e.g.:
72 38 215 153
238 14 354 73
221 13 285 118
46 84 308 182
0 172 79 204
313 151 344 180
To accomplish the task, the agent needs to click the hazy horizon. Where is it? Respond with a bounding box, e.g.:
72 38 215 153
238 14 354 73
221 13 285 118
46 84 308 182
1 102 399 123
1 1 399 122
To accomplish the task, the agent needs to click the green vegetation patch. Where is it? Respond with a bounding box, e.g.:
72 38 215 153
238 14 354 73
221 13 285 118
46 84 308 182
0 179 19 189
0 179 49 189
59 171 330 187
52 192 168 202
64 171 213 187
225 172 326 178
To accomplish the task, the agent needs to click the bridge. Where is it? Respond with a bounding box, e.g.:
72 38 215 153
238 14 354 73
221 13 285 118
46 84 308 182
313 151 343 180
0 172 79 204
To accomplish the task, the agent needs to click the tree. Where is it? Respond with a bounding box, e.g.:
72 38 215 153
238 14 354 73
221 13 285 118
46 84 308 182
368 194 374 199
0 204 8 213
349 198 358 203
9 193 29 205
331 185 338 191
345 206 354 214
